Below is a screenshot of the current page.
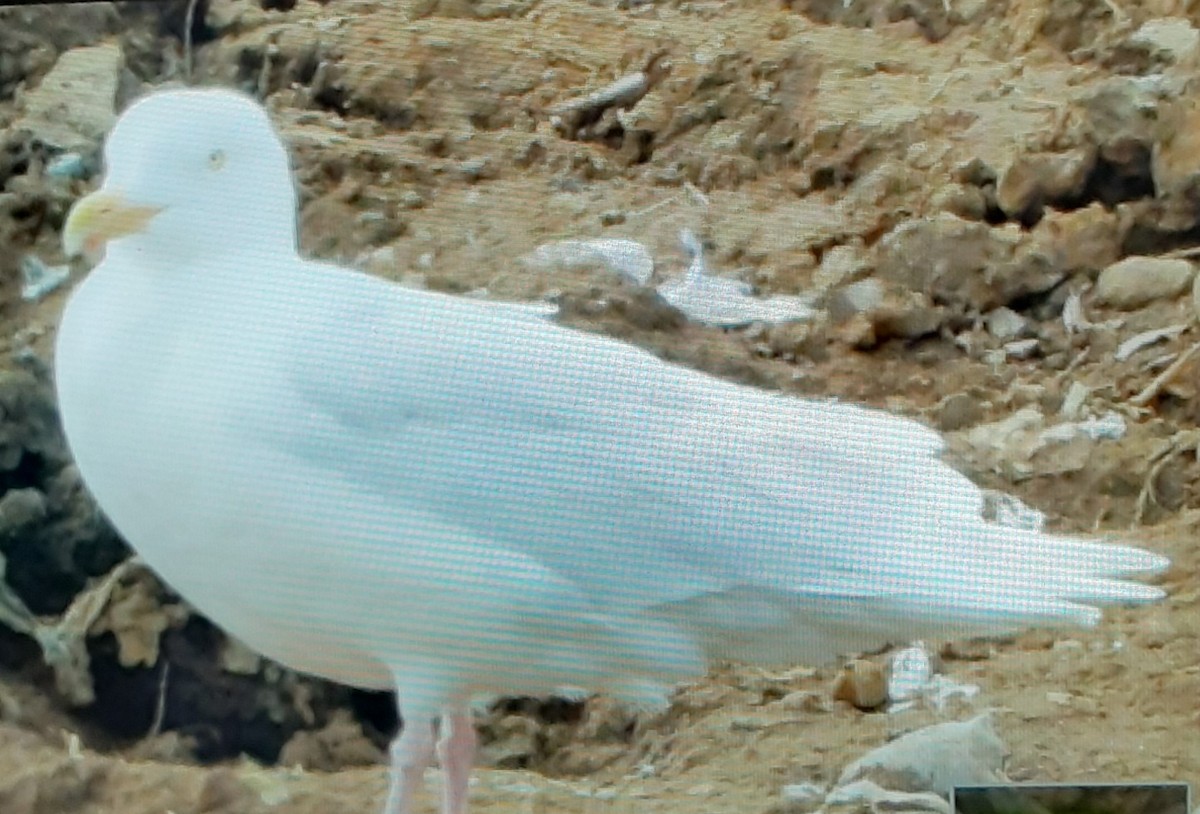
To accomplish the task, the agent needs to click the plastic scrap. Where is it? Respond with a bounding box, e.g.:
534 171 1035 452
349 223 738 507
888 643 980 713
522 238 654 286
21 255 71 302
656 230 814 327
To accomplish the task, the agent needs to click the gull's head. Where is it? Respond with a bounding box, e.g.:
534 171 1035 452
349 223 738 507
63 87 298 265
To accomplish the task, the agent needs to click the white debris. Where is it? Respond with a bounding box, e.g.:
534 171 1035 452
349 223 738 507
1062 290 1091 333
1039 412 1126 444
20 255 71 302
888 644 935 704
781 782 826 811
549 72 649 118
46 152 87 180
522 238 654 286
982 490 1046 531
984 307 1028 341
656 230 815 327
825 780 951 814
888 643 980 713
1114 324 1188 362
965 407 1044 454
962 406 1126 480
1058 381 1090 419
1003 338 1039 359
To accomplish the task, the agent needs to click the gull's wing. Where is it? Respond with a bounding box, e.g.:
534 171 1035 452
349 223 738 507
274 262 1163 663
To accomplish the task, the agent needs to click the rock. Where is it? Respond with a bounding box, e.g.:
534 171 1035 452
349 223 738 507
277 710 384 771
835 714 1008 797
876 214 1065 313
1028 204 1121 276
831 659 888 710
196 767 258 813
0 489 47 533
90 568 188 669
829 278 945 347
219 635 264 676
984 307 1028 341
996 148 1096 221
1079 78 1161 197
1153 95 1200 199
1193 271 1200 321
828 279 885 321
14 43 124 151
869 294 945 342
478 713 541 768
934 392 983 432
1126 18 1200 65
813 243 871 292
928 183 988 221
1095 257 1194 309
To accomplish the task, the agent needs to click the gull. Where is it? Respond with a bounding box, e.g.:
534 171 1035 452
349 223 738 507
56 87 1168 814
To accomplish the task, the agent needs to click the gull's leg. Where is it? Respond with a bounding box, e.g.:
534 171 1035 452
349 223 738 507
435 710 477 814
383 715 437 814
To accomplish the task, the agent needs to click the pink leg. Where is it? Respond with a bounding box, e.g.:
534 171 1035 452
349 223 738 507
436 711 477 814
383 717 437 814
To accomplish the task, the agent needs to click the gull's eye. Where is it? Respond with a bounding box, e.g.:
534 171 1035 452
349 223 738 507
208 149 227 171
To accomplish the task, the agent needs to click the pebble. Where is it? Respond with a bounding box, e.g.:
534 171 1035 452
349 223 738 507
827 279 884 321
831 659 888 710
1095 257 1194 310
985 307 1029 340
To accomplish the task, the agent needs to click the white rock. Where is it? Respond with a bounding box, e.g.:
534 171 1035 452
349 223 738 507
835 715 1008 799
1129 18 1200 62
1095 257 1194 310
16 44 124 151
828 279 885 320
984 307 1028 340
813 244 870 291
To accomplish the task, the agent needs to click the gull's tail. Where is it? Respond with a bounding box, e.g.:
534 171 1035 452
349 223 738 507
663 522 1169 667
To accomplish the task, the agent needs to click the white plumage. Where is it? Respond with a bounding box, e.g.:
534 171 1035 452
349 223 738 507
55 88 1167 814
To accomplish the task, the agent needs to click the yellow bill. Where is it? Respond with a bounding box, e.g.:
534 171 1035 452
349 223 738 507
62 191 163 260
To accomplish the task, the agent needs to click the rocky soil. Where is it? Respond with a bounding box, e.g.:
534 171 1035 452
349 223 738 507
1 0 1199 813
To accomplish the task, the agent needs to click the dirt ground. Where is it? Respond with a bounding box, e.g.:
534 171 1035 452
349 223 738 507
1 0 1200 812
